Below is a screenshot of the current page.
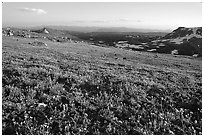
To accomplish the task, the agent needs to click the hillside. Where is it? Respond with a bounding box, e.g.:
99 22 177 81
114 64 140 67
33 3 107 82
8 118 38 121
163 27 202 39
158 27 202 56
150 27 202 56
3 26 201 57
110 27 202 57
2 31 202 135
2 27 80 43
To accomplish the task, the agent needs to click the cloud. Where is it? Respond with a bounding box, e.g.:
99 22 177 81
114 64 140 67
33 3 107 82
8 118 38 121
136 20 143 22
117 18 129 22
117 19 143 22
73 20 108 23
20 8 47 14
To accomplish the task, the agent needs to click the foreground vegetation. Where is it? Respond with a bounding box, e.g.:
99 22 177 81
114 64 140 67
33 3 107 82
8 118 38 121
2 36 202 135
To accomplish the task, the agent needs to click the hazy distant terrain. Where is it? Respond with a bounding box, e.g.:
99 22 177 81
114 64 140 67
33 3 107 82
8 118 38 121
3 26 202 57
2 27 202 135
22 26 171 33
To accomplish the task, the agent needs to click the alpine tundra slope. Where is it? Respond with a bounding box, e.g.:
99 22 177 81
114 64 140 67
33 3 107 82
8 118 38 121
2 27 202 135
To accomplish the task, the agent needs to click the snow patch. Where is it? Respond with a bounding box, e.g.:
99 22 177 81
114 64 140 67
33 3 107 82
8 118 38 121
171 50 178 55
147 49 156 52
158 43 165 47
193 54 199 57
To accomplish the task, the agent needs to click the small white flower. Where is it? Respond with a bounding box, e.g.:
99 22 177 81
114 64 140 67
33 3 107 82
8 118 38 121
37 103 47 110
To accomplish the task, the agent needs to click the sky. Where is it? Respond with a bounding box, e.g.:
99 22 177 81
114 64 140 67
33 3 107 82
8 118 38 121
2 2 202 30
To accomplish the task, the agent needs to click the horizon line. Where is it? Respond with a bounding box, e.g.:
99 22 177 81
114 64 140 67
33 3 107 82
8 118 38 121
2 24 202 33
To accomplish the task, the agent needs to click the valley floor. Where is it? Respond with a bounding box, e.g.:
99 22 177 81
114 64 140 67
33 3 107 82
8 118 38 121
2 36 202 135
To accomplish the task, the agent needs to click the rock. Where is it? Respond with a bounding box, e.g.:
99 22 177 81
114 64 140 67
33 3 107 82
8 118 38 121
8 31 13 36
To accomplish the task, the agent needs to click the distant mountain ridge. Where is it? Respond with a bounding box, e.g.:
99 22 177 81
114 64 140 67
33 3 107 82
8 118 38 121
29 25 171 33
163 27 202 39
31 28 50 34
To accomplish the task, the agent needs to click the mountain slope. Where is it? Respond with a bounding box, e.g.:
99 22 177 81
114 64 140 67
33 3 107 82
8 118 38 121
2 35 202 135
2 26 202 57
142 27 202 57
160 27 202 56
164 27 201 39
